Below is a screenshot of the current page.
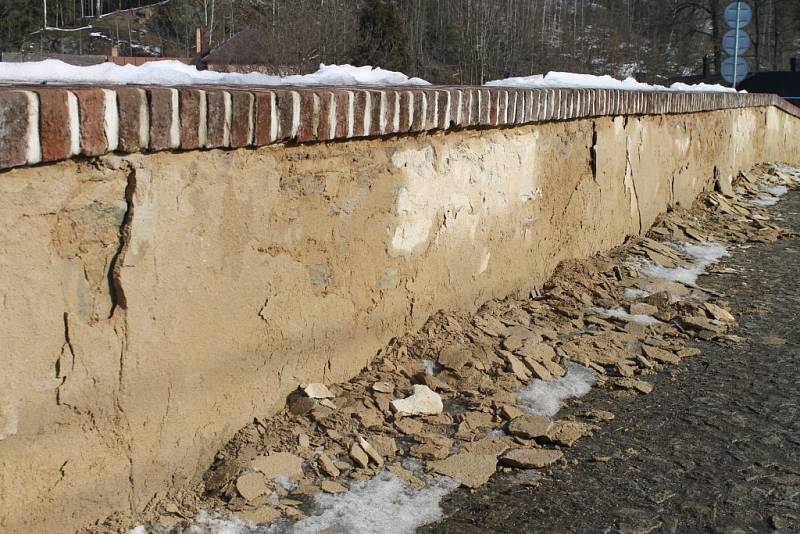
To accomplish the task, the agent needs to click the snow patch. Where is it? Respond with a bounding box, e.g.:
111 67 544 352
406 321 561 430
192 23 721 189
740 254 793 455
623 287 650 300
594 307 661 326
485 71 741 93
0 60 430 87
517 362 597 417
278 471 459 534
637 241 729 287
762 184 789 197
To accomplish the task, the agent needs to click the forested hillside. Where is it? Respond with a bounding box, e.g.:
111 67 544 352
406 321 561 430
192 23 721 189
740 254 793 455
2 0 799 84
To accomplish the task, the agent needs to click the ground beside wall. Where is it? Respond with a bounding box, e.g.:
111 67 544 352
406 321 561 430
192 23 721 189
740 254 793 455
1 101 799 531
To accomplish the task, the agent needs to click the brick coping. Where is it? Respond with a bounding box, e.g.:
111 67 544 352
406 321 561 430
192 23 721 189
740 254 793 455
1 85 798 170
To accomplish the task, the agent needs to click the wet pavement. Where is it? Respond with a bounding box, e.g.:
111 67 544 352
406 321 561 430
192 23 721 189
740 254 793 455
421 192 800 534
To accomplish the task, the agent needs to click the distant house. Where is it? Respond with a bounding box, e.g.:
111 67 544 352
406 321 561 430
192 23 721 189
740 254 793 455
737 59 800 105
196 28 303 76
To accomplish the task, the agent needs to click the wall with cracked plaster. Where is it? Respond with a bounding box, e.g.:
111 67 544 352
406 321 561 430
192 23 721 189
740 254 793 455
1 107 799 532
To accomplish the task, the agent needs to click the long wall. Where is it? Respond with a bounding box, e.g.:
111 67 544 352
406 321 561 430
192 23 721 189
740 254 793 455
1 84 799 532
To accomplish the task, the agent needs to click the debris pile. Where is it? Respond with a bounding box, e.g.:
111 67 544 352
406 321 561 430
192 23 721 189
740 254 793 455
132 163 800 532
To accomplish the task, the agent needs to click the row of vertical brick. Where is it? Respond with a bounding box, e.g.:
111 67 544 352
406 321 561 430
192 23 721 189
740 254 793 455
0 85 796 170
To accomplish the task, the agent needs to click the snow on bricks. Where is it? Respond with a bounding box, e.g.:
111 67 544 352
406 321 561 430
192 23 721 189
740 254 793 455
0 85 796 172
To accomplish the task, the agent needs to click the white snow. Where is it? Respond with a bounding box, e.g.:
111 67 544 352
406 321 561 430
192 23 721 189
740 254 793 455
485 71 740 93
281 471 459 534
637 241 729 287
750 195 780 207
516 362 597 417
761 184 788 197
623 287 651 300
0 60 430 87
594 307 661 326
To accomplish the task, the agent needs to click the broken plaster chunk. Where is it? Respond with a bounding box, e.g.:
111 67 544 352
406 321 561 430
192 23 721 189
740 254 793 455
320 480 348 494
641 344 681 365
317 453 340 478
235 472 269 502
613 377 654 394
251 452 305 480
390 385 443 416
507 415 553 439
428 452 498 489
372 381 394 394
302 383 335 399
349 442 370 469
500 350 531 382
546 421 592 447
500 448 563 469
357 435 384 466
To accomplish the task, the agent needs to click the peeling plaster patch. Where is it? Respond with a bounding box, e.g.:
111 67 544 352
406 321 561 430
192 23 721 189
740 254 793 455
0 401 18 441
477 248 491 274
390 186 434 256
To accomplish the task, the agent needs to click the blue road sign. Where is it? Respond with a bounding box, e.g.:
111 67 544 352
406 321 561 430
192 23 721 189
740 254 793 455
724 2 753 29
722 29 751 55
721 57 749 85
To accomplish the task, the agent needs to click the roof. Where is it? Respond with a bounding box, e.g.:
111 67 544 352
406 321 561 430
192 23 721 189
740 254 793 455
737 72 800 98
200 28 271 66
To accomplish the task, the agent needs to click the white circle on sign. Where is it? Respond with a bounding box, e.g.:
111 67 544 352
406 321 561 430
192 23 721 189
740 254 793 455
722 29 751 55
724 2 753 29
721 57 749 85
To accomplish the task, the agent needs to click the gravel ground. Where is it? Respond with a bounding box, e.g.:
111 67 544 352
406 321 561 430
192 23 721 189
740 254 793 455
420 192 800 534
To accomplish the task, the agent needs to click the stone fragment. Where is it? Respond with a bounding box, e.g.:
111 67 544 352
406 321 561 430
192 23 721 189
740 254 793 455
368 435 398 458
428 452 498 489
630 302 659 316
303 383 335 399
502 335 525 351
525 359 553 381
704 302 735 322
298 434 310 449
583 409 615 422
320 480 348 494
394 418 424 435
317 453 340 478
677 347 702 358
508 415 553 439
349 443 370 468
372 381 394 394
251 452 304 480
542 359 566 377
516 341 557 362
464 436 513 457
236 472 269 501
391 385 443 416
357 436 384 466
500 351 531 381
614 378 654 394
641 344 680 365
462 410 495 429
500 404 524 420
438 345 473 371
500 448 563 469
546 421 591 447
411 442 451 460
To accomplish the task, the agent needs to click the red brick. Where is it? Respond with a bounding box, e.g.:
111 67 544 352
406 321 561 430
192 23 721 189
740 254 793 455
353 90 370 137
117 87 146 153
206 90 227 148
297 91 317 143
36 89 72 162
0 91 34 168
179 89 201 149
230 91 253 147
72 88 107 156
148 88 175 151
369 90 383 135
399 91 414 132
275 90 298 141
317 91 335 141
253 91 276 146
334 90 351 138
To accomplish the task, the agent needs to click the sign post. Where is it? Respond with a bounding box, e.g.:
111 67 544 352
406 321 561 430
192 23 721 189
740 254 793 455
722 2 752 89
